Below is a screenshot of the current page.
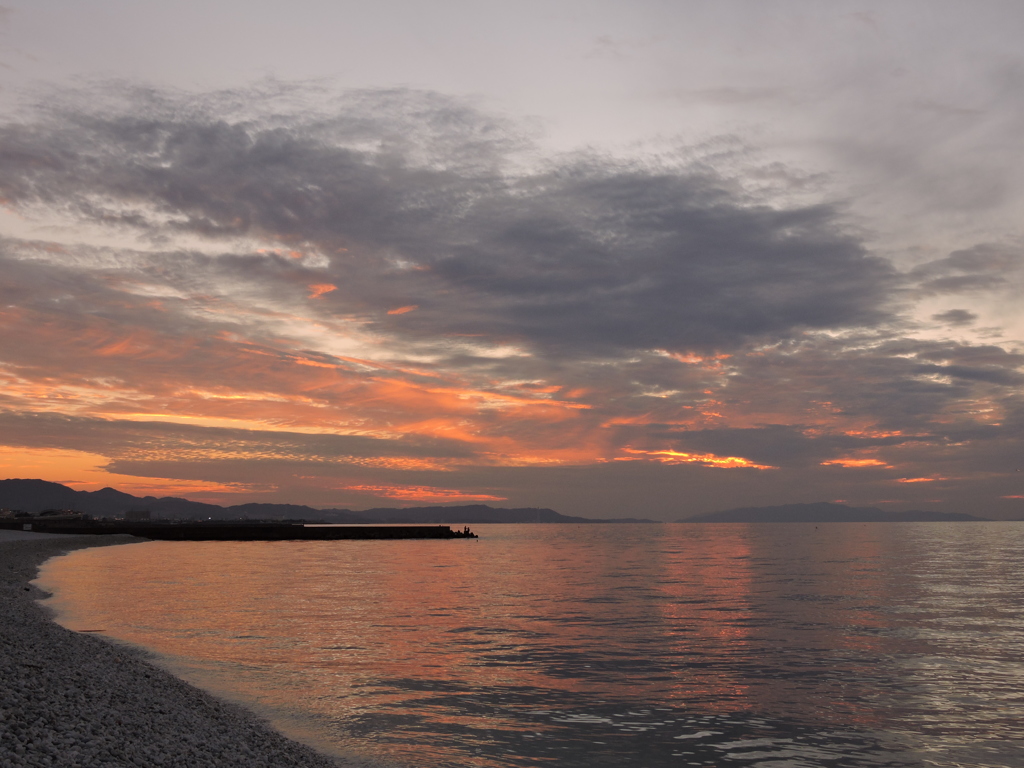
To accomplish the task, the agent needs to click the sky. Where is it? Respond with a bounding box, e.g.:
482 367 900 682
1 0 1023 519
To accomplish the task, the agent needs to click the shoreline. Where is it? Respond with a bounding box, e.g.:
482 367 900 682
0 531 347 767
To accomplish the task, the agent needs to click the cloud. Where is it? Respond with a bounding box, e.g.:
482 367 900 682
909 243 1024 296
0 410 476 463
644 423 923 469
1 82 1023 516
340 484 506 502
931 309 977 326
308 283 337 298
0 83 897 362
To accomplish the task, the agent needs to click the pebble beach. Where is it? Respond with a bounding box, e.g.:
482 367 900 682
0 531 345 768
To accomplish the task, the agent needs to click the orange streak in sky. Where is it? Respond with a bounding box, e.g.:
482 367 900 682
331 355 443 379
387 305 419 315
342 484 506 501
842 429 906 438
620 448 776 470
307 283 338 299
367 377 591 417
821 458 892 468
291 358 340 370
662 351 732 364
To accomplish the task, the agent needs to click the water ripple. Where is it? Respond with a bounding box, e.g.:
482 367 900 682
38 522 1024 768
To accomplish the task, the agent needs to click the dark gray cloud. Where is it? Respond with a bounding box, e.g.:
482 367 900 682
0 84 897 358
602 333 1018 439
932 308 978 326
909 243 1024 296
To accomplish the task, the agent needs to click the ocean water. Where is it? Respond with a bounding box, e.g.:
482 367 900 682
37 523 1024 768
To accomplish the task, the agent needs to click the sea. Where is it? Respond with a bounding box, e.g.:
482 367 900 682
36 522 1024 768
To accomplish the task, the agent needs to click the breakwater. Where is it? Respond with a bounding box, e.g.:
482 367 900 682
0 520 477 541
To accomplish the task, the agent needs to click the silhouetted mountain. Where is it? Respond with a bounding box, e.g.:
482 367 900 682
678 502 986 523
0 479 657 523
0 479 81 511
0 479 224 518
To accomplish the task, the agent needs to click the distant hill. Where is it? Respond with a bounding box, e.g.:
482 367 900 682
678 501 987 523
0 479 228 520
0 479 657 523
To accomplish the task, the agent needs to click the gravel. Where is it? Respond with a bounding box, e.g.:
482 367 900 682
1 532 347 768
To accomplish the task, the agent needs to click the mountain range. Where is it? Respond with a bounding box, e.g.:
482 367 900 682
0 479 656 524
0 480 998 524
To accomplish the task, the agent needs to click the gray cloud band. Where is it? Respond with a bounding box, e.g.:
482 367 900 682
0 85 898 358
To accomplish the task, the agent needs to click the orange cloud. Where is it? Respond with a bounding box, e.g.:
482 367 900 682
842 429 906 438
10 249 1014 511
0 298 608 468
342 485 506 502
619 448 776 469
342 457 455 471
308 283 337 298
821 458 892 468
661 351 732 364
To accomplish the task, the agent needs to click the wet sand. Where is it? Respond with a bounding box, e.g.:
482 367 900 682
0 530 345 767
